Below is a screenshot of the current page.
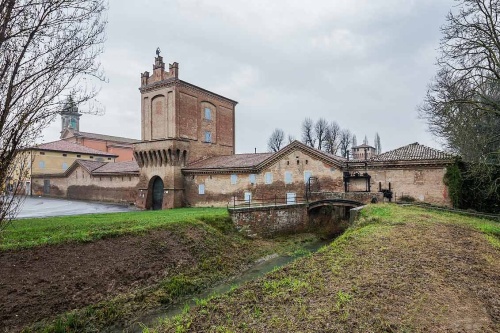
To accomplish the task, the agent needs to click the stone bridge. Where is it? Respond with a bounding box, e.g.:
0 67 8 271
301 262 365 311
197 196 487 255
228 192 382 237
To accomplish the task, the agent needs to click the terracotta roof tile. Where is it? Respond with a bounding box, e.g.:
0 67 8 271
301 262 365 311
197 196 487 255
32 140 117 157
75 132 140 144
186 153 274 169
92 161 139 174
76 160 107 173
373 142 453 162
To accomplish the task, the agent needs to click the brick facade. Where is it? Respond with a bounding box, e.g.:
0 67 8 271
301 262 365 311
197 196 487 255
134 54 237 209
32 164 139 204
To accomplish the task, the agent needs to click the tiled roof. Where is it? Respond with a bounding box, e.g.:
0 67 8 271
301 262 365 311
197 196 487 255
75 132 140 144
76 160 106 173
373 142 454 162
32 140 117 157
92 161 139 174
352 143 375 149
186 153 274 169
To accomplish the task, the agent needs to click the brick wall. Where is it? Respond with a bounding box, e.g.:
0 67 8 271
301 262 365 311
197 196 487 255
184 149 344 207
32 165 139 204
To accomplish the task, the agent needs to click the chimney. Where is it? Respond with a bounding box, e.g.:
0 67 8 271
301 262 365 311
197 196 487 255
169 62 179 78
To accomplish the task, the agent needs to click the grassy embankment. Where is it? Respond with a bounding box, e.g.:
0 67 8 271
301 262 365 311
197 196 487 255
0 207 228 250
151 204 500 333
0 208 320 332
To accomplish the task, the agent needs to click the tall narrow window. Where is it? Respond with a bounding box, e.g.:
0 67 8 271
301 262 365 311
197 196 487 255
285 171 292 184
204 131 212 143
198 184 205 195
231 174 238 185
265 172 273 184
249 174 256 185
204 107 211 120
304 171 312 183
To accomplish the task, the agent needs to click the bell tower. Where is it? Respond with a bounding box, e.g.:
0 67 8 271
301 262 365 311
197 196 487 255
60 95 81 134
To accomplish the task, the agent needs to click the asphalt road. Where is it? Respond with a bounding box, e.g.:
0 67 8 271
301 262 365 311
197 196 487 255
16 196 133 218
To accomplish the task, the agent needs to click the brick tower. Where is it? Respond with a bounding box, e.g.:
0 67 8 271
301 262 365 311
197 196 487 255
134 50 238 209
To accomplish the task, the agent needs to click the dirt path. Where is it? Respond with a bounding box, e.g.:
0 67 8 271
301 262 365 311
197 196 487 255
0 229 195 332
157 222 500 332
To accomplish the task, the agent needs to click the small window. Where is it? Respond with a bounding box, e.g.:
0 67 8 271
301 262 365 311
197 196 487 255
40 152 45 155
304 171 312 183
296 160 300 165
62 162 68 170
285 171 292 184
198 184 205 195
204 131 212 143
108 158 111 160
39 161 45 169
249 174 256 184
62 153 67 157
286 192 296 204
204 107 211 120
265 172 273 184
90 156 94 159
231 174 237 185
77 154 81 158
244 192 252 203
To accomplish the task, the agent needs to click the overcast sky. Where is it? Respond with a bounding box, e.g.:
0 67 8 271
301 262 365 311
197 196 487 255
41 0 455 154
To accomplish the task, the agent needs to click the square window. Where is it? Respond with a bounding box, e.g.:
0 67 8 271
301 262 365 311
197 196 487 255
40 152 45 155
285 171 292 184
77 154 81 158
204 107 211 120
265 172 273 184
204 131 212 143
249 174 256 184
198 184 205 195
231 174 237 185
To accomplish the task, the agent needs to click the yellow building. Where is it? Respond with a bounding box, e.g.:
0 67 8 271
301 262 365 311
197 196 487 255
12 140 117 195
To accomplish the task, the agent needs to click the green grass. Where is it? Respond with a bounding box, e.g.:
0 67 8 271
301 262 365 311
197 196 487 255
0 208 228 250
360 204 500 248
151 204 500 332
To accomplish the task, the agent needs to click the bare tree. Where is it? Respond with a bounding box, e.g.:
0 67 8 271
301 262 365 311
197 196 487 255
301 118 316 148
419 0 500 162
324 121 340 155
287 134 296 144
363 135 368 145
314 118 328 150
339 129 352 158
0 0 107 229
267 128 285 152
374 132 382 154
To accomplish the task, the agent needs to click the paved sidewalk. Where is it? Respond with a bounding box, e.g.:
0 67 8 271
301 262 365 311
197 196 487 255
16 196 133 218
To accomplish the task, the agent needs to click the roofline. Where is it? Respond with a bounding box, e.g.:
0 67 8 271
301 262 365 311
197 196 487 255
138 78 238 105
24 147 118 157
74 132 140 144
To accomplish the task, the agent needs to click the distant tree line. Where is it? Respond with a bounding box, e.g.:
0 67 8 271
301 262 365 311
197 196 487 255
267 118 382 158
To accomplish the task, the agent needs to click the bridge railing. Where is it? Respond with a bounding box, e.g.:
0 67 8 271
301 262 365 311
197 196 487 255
227 195 308 209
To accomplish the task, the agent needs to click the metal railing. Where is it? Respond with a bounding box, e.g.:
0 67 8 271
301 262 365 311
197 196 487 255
227 195 307 209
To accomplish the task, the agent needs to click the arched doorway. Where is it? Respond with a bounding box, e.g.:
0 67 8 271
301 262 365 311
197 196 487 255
151 176 164 210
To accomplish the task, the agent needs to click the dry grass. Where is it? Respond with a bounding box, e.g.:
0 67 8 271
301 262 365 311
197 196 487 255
151 204 500 333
